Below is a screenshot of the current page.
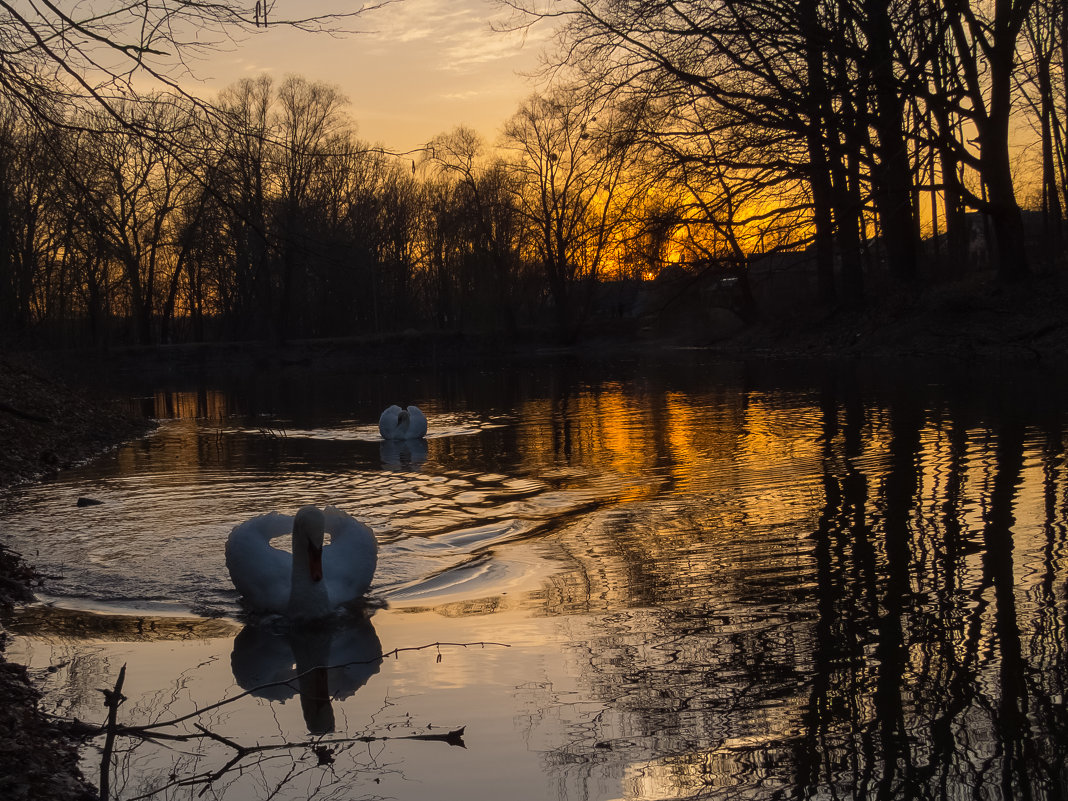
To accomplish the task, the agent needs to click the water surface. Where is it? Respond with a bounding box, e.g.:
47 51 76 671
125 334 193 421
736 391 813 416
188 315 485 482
3 353 1067 801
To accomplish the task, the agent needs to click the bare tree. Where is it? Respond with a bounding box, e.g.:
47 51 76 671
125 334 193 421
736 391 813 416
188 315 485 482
502 0 1046 305
0 1 395 344
0 101 66 333
185 75 421 341
0 0 391 134
334 151 420 336
272 76 352 340
502 86 641 341
203 76 276 338
64 99 203 344
1019 0 1066 271
423 126 523 334
940 0 1037 280
498 0 867 306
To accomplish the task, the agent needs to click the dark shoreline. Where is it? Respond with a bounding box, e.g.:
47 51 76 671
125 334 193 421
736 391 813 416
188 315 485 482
28 273 1068 390
0 355 155 801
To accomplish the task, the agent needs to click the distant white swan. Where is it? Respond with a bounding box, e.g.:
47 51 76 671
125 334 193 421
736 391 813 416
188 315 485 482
379 404 428 440
225 505 377 619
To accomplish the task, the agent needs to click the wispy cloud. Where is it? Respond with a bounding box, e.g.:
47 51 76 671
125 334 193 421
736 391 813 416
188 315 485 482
182 0 554 150
366 0 549 70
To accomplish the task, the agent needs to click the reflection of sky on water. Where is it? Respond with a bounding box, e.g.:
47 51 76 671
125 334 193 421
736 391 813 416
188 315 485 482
5 356 1068 800
0 403 608 614
10 605 575 801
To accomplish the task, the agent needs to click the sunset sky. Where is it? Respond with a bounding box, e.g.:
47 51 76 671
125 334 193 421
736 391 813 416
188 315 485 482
188 0 552 153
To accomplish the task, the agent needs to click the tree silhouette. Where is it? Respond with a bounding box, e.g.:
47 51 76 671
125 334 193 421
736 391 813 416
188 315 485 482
503 86 641 341
501 0 1060 300
0 0 389 133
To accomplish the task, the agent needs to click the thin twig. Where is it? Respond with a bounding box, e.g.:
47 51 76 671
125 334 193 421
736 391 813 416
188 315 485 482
98 663 127 801
122 641 509 735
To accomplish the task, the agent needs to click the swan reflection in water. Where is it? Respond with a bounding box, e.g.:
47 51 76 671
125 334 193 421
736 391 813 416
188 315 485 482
230 614 383 734
379 437 428 469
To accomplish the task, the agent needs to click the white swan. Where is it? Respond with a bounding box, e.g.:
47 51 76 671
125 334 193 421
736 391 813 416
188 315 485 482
225 505 377 619
379 404 428 440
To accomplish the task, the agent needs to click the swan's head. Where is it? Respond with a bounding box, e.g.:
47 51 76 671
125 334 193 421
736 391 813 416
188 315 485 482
293 505 326 583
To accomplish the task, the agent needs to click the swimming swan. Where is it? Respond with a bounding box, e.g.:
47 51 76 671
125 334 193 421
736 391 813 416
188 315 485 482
225 505 377 619
379 404 428 440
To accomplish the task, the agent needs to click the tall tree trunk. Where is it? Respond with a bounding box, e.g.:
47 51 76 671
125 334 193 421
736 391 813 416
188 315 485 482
984 32 1031 282
123 256 153 345
948 0 1035 280
863 0 920 283
1036 37 1064 271
829 99 867 304
800 0 838 305
931 86 969 274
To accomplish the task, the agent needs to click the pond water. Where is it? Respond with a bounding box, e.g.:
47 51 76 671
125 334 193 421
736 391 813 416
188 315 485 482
3 352 1068 801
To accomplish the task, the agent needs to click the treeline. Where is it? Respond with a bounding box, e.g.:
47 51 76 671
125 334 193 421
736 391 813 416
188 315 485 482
510 0 1067 300
0 0 1065 347
0 76 661 346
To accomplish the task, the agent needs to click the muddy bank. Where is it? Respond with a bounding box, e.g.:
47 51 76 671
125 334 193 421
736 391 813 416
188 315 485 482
0 355 154 801
720 276 1068 365
0 357 153 491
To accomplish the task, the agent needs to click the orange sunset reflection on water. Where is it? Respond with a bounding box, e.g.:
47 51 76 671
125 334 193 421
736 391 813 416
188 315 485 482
4 356 1068 801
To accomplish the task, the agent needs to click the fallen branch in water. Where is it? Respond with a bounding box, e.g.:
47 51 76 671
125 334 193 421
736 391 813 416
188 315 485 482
176 723 466 797
56 640 509 800
97 664 126 801
56 640 508 742
121 640 509 737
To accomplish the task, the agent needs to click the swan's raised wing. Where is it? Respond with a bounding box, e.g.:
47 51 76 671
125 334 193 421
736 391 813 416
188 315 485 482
406 405 428 438
379 405 403 439
225 512 293 613
322 505 378 604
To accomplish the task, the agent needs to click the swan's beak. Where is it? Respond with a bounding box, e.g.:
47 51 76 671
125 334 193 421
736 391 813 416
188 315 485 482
308 543 323 582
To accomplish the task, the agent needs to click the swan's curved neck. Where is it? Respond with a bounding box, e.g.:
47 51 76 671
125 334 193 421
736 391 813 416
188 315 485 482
288 509 330 619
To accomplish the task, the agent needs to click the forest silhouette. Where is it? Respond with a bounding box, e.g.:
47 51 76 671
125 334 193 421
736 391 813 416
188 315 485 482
0 0 1064 348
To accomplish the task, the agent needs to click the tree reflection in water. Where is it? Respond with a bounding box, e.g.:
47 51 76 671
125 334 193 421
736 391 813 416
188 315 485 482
527 367 1068 801
7 357 1068 801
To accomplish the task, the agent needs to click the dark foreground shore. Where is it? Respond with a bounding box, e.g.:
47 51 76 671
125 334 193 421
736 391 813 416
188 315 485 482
0 356 153 801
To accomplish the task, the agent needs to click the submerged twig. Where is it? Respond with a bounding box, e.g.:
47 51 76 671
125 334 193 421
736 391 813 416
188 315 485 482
98 663 126 801
117 640 508 736
74 641 507 799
